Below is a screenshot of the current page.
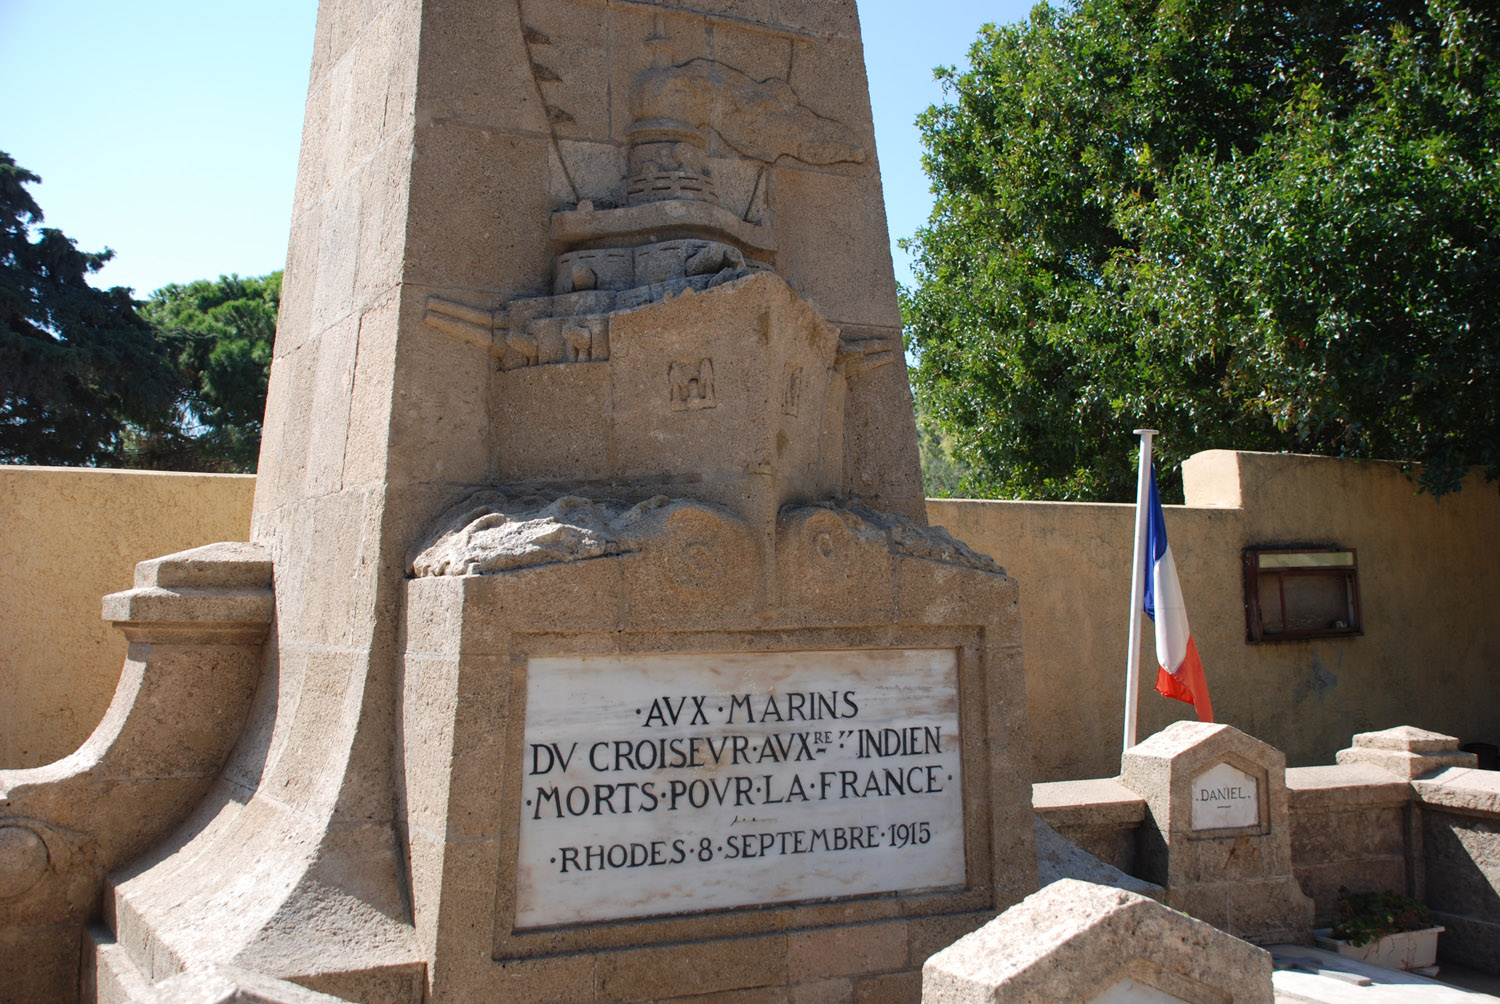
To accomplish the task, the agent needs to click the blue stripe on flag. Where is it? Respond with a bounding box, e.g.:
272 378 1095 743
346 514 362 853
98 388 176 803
1142 466 1168 622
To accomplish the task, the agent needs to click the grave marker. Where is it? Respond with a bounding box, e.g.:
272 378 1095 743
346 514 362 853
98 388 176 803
1121 722 1313 944
924 878 1274 1004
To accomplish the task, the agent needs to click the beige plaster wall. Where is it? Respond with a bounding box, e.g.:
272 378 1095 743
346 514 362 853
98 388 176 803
4 451 1495 782
930 450 1500 782
0 466 255 768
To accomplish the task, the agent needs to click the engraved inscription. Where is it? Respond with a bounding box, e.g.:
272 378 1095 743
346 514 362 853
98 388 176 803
515 649 966 928
1190 762 1260 831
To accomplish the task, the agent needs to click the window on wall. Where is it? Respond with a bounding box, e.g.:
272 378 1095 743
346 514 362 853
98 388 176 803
1242 548 1361 642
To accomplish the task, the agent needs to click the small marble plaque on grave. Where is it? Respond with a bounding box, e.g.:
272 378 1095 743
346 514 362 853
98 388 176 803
1091 978 1193 1004
1190 762 1260 831
515 648 965 928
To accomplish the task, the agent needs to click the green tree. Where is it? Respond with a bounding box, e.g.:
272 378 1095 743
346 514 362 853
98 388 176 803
0 151 180 465
903 0 1499 501
137 272 279 471
915 397 970 498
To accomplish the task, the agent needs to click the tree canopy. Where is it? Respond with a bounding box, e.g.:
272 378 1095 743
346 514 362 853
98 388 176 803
915 396 971 498
903 0 1500 500
1 151 180 466
1 152 279 472
137 272 279 470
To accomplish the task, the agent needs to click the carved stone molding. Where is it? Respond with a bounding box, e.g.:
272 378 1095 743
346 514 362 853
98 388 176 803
409 492 754 580
0 541 274 1003
782 501 1007 575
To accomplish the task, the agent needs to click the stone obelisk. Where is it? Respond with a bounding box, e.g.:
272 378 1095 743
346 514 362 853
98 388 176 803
95 4 1035 1002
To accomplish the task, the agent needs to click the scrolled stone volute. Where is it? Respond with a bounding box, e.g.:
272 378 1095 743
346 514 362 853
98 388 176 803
0 541 273 1003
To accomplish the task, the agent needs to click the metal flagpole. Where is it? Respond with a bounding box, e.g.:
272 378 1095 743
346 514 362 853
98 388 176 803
1123 429 1157 752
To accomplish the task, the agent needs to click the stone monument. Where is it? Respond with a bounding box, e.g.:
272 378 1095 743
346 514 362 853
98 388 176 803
3 3 1038 1002
1120 722 1314 944
1336 725 1479 779
923 879 1274 1004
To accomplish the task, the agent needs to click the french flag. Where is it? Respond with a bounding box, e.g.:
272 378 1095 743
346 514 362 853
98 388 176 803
1142 469 1213 722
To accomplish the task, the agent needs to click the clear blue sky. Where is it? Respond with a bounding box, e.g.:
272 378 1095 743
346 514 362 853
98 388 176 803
0 0 1033 298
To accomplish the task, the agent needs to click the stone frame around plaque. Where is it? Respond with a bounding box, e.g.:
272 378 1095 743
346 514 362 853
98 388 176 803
397 494 1035 997
487 625 997 960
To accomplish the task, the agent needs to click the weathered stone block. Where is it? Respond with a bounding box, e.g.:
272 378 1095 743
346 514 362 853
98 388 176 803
923 879 1273 1004
596 935 790 1001
855 970 922 1004
790 979 854 1004
788 922 910 981
1337 726 1478 779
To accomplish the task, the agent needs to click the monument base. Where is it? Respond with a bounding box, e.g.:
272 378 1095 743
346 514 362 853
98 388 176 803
398 498 1035 1001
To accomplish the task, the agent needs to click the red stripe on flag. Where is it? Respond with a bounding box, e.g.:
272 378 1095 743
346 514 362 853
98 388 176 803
1153 636 1214 723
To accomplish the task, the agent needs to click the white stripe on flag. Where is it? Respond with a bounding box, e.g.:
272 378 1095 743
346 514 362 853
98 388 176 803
1152 543 1191 673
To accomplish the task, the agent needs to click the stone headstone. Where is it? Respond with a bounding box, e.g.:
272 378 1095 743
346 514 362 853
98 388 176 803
922 878 1274 1004
1120 722 1314 944
1336 725 1478 779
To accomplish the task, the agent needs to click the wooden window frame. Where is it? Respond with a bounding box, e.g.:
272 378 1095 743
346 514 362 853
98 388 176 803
1242 547 1361 643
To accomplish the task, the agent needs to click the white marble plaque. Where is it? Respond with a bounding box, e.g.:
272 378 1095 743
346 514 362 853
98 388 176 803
515 648 965 928
1091 978 1192 1004
1190 762 1260 830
